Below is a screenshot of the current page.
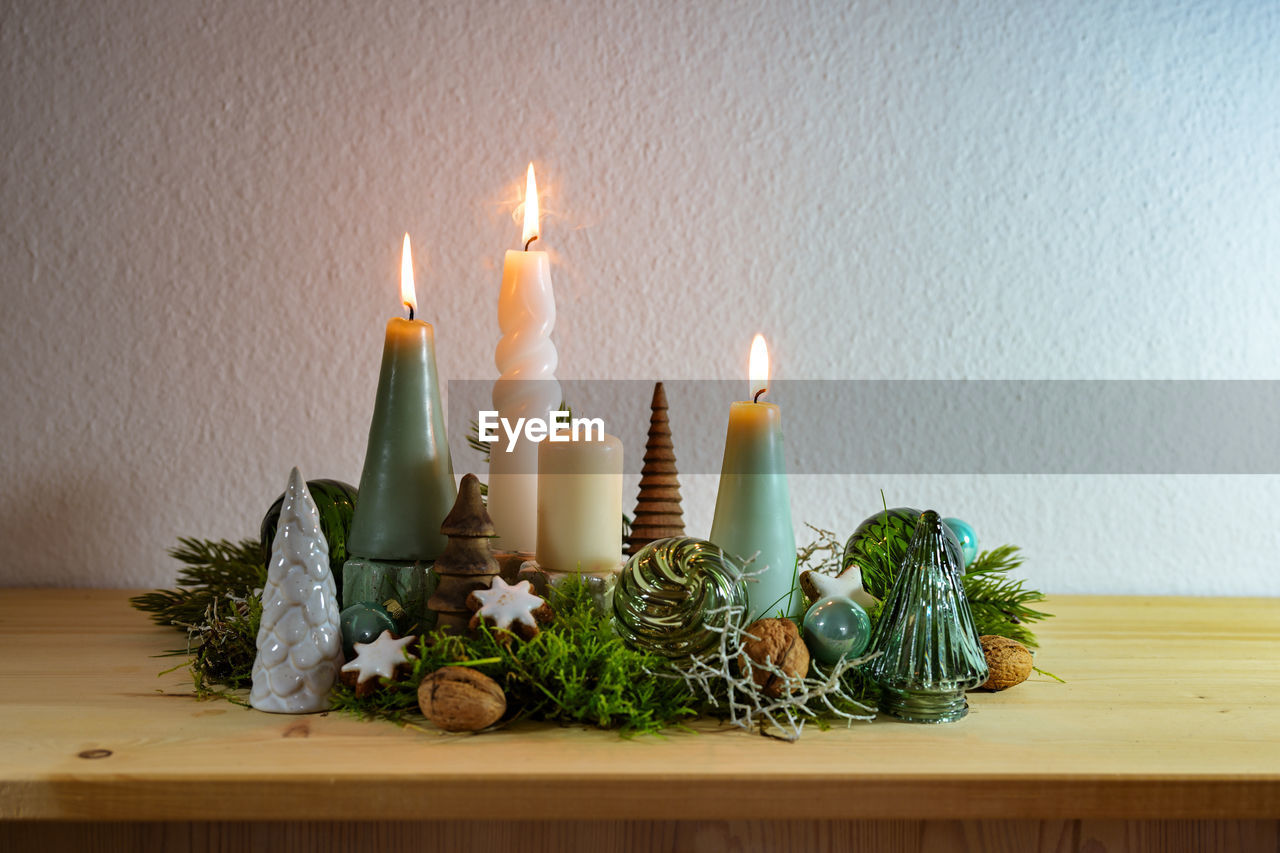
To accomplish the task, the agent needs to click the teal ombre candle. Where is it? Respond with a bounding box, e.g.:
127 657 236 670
347 235 457 562
709 336 799 620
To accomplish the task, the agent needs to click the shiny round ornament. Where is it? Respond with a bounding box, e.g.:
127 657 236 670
802 596 871 666
339 601 397 660
261 478 358 599
612 537 749 659
943 517 978 567
842 507 964 599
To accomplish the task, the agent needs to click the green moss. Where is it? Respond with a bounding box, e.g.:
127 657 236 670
332 576 697 735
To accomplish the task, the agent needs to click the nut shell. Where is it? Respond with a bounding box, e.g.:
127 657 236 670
979 635 1034 690
738 618 810 697
417 666 507 732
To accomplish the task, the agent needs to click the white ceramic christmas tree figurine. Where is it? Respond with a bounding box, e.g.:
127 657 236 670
250 467 345 713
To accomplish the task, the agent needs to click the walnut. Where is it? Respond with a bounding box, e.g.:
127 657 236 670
417 667 506 732
738 618 810 697
979 635 1034 690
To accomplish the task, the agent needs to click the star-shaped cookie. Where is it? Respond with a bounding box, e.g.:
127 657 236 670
467 577 554 641
799 568 878 610
339 630 416 697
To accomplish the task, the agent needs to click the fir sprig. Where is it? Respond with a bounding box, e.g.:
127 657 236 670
960 545 1051 648
130 538 266 628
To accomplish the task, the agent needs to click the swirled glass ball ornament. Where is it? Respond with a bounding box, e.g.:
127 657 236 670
802 596 871 666
612 537 749 659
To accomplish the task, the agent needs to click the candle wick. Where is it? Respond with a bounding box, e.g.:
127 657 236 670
524 235 539 251
406 304 415 321
753 388 766 403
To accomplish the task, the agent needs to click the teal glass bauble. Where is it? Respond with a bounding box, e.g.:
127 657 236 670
339 601 396 659
943 517 978 567
801 596 871 666
842 507 963 599
612 537 749 659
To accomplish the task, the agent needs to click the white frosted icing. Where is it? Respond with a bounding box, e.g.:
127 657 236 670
470 577 545 630
250 467 344 714
340 631 416 684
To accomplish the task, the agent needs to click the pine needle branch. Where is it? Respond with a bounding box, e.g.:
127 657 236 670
962 545 1051 647
130 538 266 629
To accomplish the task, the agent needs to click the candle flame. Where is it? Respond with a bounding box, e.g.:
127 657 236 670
749 334 769 401
400 233 417 316
521 162 540 248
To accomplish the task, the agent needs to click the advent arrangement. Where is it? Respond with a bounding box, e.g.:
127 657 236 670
133 165 1052 742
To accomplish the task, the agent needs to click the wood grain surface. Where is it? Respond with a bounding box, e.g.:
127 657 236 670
1 818 1277 853
1 589 1277 850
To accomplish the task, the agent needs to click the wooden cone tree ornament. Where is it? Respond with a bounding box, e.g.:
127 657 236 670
626 382 686 556
427 474 500 634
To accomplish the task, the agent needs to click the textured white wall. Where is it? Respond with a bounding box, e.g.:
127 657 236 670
1 0 1277 594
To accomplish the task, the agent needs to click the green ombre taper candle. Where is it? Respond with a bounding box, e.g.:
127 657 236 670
347 235 457 563
709 335 799 620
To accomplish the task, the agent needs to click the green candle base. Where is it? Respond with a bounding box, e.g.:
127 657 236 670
342 556 438 635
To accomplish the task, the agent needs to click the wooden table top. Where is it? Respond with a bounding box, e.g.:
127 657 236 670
0 589 1277 822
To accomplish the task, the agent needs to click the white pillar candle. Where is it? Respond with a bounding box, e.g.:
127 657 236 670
488 164 561 552
536 434 623 574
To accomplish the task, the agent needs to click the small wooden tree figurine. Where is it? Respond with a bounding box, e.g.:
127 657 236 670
626 382 686 556
427 473 499 634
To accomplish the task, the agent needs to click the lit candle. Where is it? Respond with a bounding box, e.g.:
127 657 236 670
709 335 799 619
536 433 624 574
488 164 561 553
344 235 457 624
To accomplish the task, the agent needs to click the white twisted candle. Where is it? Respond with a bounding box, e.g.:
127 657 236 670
488 246 561 552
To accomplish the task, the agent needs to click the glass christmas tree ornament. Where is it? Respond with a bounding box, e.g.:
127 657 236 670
943 517 978 567
868 510 988 723
801 596 871 666
612 537 748 658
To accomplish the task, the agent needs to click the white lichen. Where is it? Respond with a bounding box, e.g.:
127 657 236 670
671 602 879 742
